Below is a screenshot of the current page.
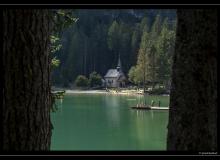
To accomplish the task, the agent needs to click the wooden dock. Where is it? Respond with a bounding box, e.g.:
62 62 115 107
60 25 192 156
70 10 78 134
131 106 169 110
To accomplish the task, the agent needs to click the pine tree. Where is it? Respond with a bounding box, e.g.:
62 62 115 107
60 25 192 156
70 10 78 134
156 18 176 89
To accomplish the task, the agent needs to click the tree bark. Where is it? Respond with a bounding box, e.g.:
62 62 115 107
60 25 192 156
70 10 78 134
3 9 53 150
167 10 217 150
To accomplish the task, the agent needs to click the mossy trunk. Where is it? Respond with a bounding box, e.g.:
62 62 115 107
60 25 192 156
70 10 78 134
167 10 217 150
3 9 53 150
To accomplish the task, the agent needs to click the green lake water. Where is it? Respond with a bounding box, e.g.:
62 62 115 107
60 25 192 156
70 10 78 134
50 94 169 150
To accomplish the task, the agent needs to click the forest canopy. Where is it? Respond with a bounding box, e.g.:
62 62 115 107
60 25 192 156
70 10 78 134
51 9 176 87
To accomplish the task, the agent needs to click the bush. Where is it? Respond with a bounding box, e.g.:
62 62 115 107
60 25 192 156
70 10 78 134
75 75 89 88
89 71 102 88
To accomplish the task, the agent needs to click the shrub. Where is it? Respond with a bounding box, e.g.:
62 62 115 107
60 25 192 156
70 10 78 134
75 75 89 87
89 71 102 88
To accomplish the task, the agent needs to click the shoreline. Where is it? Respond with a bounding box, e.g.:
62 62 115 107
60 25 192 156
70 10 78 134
53 88 170 96
65 89 143 96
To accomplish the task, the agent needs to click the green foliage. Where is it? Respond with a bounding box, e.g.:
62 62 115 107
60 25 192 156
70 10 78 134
131 25 141 54
107 20 120 51
107 20 134 70
128 66 142 84
128 66 136 83
128 14 176 91
140 17 149 33
50 10 77 70
75 75 89 87
53 9 78 34
155 18 176 86
135 31 151 84
89 71 102 87
51 10 176 87
51 35 61 69
51 35 62 53
51 57 60 69
150 14 162 42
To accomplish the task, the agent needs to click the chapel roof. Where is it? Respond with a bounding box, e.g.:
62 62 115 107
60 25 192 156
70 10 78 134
104 69 120 78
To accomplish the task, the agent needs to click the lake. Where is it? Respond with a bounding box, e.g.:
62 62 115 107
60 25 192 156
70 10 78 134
50 93 169 150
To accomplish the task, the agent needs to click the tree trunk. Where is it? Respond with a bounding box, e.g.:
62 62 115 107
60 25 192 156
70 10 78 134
167 10 217 150
3 9 53 150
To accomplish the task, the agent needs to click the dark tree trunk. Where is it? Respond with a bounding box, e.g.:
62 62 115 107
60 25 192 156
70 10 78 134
3 9 53 150
167 10 217 150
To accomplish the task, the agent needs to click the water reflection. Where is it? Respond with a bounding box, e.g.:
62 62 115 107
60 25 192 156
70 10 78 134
51 94 169 150
130 109 167 150
150 110 154 119
132 110 149 148
103 95 120 127
54 98 63 114
104 95 120 107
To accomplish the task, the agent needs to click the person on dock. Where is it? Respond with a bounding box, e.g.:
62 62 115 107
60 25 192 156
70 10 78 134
151 100 155 107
